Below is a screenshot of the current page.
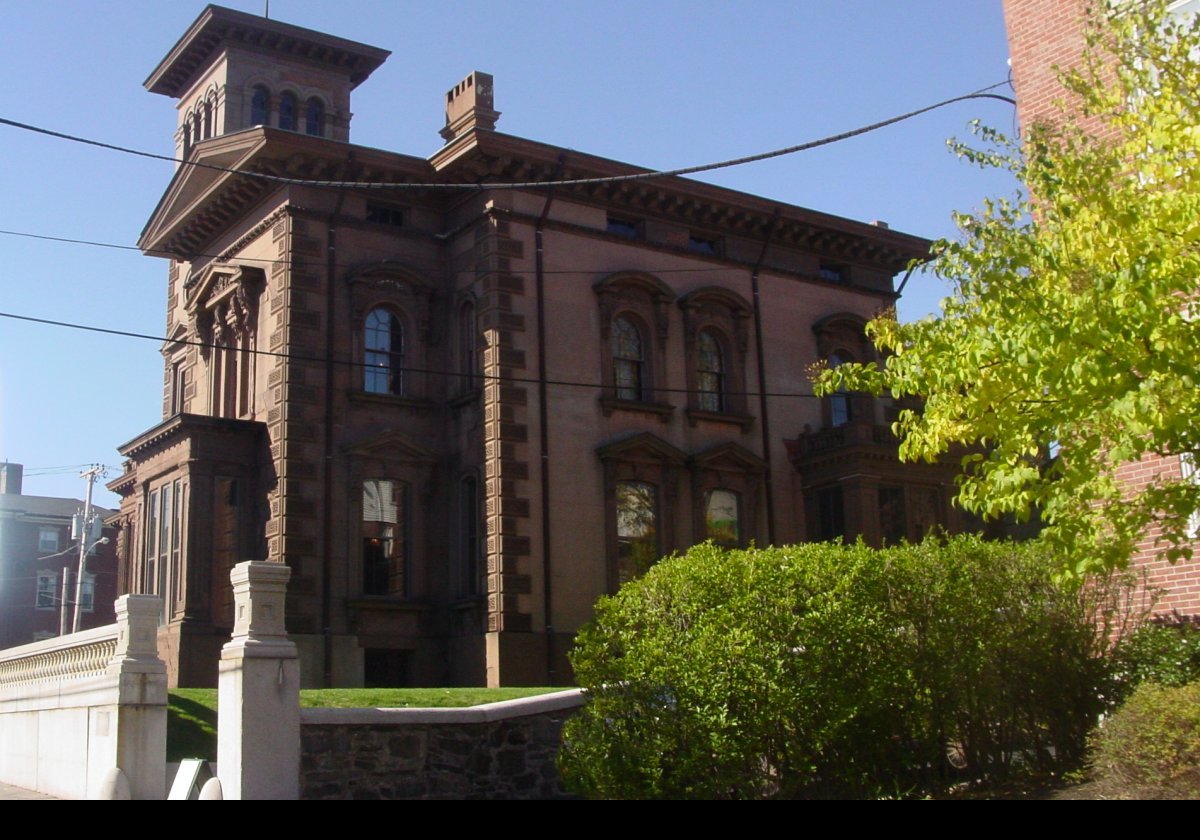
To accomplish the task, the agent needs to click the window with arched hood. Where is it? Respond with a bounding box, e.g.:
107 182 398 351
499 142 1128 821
678 287 752 427
612 316 645 401
365 308 404 396
697 329 725 413
305 98 324 136
250 87 269 126
202 99 213 139
278 92 297 131
595 272 676 418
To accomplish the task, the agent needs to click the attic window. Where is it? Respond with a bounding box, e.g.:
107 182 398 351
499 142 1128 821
819 263 849 285
366 204 404 227
688 234 719 256
606 215 640 240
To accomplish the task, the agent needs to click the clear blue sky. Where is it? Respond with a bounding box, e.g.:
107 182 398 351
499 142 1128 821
0 1 1018 504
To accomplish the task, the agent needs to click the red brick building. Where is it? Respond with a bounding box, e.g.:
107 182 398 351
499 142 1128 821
0 464 118 649
1003 0 1200 619
109 6 964 688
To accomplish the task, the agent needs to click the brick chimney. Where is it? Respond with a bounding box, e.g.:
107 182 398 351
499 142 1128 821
440 71 500 142
0 462 23 495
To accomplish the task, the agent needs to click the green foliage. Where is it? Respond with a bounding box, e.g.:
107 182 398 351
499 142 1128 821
1090 680 1200 798
167 689 218 762
1112 621 1200 694
560 536 1124 799
815 0 1200 574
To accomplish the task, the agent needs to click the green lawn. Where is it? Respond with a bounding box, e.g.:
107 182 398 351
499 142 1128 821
167 686 564 761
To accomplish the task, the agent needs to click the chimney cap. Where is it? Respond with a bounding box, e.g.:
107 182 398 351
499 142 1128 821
440 71 500 142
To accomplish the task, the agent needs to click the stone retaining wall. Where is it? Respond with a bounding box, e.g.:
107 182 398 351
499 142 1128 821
299 689 584 799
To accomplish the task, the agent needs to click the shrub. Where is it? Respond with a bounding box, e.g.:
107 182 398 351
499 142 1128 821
1111 620 1200 696
1089 680 1200 799
560 535 1123 799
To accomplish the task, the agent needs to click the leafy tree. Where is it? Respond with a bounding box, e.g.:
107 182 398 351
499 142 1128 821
818 1 1200 574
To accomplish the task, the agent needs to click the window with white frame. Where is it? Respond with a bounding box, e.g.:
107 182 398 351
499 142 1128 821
36 571 57 609
38 527 60 553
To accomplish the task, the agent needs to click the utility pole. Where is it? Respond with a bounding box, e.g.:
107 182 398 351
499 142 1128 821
71 465 106 634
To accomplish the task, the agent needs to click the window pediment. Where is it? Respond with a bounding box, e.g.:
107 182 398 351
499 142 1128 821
597 432 687 467
689 442 766 475
345 430 436 464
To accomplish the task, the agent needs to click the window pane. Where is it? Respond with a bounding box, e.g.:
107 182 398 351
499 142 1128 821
305 98 324 136
38 527 59 553
705 489 739 545
612 317 643 401
616 480 658 585
365 308 404 395
250 87 269 126
816 486 845 542
278 93 297 131
363 479 409 596
879 485 907 545
697 330 724 412
36 572 57 609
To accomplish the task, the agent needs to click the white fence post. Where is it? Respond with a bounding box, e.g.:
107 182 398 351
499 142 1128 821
217 561 299 800
106 594 167 800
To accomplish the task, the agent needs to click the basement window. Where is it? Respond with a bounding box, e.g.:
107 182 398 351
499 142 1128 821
366 204 405 228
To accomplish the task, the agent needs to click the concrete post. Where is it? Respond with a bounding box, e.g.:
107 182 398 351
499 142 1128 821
217 561 299 800
107 594 167 800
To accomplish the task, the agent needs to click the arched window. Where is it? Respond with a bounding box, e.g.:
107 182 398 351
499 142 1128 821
365 308 404 395
278 92 297 131
828 353 852 427
192 111 203 146
202 99 213 140
305 97 324 136
612 316 645 401
250 86 269 126
182 120 192 159
697 329 725 413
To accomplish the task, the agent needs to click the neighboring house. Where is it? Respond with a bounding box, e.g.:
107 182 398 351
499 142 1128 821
1004 0 1200 620
108 5 962 689
0 463 118 649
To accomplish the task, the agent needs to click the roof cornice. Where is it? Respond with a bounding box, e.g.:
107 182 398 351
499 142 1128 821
145 4 390 99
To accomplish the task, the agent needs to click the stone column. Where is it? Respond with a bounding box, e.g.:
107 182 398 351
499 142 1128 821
107 594 168 801
217 561 299 800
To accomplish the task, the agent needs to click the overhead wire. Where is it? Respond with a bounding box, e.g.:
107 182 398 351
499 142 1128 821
0 81 1017 405
0 82 1015 192
0 309 824 400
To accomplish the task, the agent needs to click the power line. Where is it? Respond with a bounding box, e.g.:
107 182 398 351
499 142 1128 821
0 82 1015 192
0 308 823 401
